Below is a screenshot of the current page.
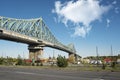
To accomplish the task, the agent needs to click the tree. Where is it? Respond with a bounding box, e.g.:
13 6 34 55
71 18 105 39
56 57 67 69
0 57 4 65
16 55 22 65
6 56 14 65
57 55 68 67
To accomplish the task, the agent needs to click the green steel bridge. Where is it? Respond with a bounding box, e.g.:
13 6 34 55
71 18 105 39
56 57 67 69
0 16 80 60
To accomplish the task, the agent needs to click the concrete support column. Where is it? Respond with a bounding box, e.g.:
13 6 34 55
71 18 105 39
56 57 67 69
73 54 77 61
68 53 75 63
28 45 43 61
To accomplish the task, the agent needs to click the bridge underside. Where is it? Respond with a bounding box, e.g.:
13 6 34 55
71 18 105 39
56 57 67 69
0 29 41 45
0 29 78 61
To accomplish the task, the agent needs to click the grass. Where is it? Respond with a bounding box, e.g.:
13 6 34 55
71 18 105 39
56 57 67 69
0 64 120 72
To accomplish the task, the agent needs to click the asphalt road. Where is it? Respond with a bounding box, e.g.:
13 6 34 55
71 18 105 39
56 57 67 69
0 66 120 80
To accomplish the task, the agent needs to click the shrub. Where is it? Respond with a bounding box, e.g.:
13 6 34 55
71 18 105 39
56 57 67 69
57 55 68 67
102 63 106 70
0 58 4 65
16 55 23 65
111 61 116 68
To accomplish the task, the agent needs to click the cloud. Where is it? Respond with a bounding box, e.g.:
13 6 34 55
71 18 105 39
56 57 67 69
106 19 110 27
52 0 112 37
73 25 92 38
112 0 117 4
112 0 119 14
115 7 119 14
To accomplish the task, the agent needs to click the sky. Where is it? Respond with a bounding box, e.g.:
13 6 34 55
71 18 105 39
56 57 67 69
0 0 120 58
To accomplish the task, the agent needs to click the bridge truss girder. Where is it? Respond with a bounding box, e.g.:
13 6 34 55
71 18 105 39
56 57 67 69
0 16 76 54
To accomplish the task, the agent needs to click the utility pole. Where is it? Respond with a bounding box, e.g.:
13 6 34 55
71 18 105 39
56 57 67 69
23 52 24 59
111 45 113 56
111 45 113 61
53 50 55 59
96 46 99 66
111 45 116 69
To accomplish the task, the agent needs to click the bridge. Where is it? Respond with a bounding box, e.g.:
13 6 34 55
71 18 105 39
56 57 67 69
0 16 80 61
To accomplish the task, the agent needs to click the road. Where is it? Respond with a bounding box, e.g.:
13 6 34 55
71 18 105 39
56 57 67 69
0 66 120 80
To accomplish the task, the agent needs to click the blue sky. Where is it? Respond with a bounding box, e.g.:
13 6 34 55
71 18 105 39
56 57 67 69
0 0 120 58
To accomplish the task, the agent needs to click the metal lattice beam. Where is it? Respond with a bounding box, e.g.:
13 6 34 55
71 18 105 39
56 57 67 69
0 16 76 54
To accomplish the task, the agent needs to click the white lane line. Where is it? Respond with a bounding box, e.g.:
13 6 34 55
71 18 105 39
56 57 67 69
15 71 36 75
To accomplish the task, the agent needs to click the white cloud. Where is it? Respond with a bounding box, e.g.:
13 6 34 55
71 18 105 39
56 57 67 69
106 19 110 27
115 7 119 14
73 25 92 38
112 0 117 4
52 0 112 37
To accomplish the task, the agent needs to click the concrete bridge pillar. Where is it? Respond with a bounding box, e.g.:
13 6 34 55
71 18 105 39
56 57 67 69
74 54 78 61
28 45 43 61
68 53 75 63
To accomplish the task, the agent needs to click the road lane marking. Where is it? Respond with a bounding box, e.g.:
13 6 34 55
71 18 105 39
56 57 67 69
15 71 36 75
